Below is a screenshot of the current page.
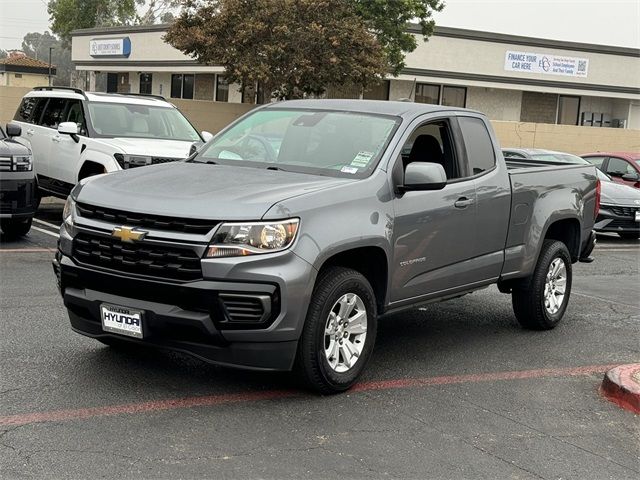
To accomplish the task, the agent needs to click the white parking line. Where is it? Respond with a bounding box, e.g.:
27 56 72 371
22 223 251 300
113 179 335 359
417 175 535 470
33 218 61 230
31 226 60 238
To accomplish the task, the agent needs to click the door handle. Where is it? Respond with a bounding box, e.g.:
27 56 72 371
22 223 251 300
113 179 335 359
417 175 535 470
51 135 61 142
454 197 474 209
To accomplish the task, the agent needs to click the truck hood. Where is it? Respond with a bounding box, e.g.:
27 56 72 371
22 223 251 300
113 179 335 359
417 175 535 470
0 137 30 156
600 180 640 206
107 137 194 159
76 162 351 220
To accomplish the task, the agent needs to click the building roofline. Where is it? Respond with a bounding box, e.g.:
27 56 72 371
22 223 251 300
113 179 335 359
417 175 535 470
70 23 640 58
413 25 640 58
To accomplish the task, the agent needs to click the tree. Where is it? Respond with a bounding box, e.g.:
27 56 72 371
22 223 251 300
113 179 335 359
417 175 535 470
21 32 74 86
354 0 444 75
138 0 181 25
48 0 141 46
165 0 389 100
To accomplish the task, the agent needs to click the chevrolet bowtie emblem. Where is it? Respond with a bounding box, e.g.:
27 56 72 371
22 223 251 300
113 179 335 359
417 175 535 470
111 226 147 243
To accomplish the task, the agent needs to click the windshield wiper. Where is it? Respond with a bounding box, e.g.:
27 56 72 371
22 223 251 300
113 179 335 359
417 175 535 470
266 165 290 172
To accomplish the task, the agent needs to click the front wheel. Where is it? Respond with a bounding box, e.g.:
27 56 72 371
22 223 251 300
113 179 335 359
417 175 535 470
512 240 572 330
295 266 377 394
0 217 33 238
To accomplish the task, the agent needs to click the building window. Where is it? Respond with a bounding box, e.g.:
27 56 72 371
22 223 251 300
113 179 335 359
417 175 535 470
415 83 440 105
139 73 152 95
107 73 118 93
14 73 22 78
442 86 466 108
171 74 195 99
557 95 580 125
216 75 229 102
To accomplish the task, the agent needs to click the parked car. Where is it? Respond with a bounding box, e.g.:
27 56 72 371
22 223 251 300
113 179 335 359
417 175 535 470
581 152 640 190
594 169 640 239
502 148 587 164
503 148 640 239
53 101 598 393
12 86 213 200
0 123 36 237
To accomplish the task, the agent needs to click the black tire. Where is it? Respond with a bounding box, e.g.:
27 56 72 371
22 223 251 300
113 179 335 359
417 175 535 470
512 240 572 330
618 232 640 240
295 266 377 394
0 217 33 238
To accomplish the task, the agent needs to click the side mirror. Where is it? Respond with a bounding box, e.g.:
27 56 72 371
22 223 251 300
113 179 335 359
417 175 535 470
6 123 21 137
58 122 79 135
622 172 640 182
400 162 447 192
201 131 214 142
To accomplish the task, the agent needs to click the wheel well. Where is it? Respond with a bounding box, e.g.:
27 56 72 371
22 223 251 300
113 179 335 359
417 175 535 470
320 247 388 312
544 218 580 261
78 161 106 181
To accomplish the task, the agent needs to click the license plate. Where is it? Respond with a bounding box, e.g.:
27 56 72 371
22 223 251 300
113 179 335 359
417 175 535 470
635 211 640 222
101 304 144 339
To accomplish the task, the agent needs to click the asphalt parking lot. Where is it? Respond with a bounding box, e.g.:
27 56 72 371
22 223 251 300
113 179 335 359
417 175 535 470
1 200 638 479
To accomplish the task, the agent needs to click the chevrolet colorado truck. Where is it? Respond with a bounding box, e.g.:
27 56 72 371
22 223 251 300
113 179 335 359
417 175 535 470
53 100 599 393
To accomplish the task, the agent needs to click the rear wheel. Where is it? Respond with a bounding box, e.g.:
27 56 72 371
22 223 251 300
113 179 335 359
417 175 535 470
618 232 640 240
295 266 377 394
512 240 572 330
0 217 33 238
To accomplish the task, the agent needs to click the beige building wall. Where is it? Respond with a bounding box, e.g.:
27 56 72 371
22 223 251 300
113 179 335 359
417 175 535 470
492 121 640 154
0 72 50 88
404 34 639 95
466 87 522 121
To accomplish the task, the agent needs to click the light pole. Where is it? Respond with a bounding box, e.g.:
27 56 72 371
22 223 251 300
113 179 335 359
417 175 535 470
48 47 54 86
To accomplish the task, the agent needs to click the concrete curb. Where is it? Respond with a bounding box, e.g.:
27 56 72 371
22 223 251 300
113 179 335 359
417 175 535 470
600 364 640 414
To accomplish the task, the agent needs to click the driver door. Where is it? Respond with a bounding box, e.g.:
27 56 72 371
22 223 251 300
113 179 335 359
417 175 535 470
390 117 477 303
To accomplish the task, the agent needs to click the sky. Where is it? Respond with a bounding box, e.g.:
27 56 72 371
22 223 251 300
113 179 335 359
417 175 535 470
0 0 638 51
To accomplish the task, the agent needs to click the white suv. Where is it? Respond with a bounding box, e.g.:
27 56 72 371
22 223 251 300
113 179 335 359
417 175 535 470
12 87 213 199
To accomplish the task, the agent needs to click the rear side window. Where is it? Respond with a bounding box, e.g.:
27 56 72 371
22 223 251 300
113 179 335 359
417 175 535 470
15 97 38 123
459 116 496 175
40 98 68 129
584 156 606 168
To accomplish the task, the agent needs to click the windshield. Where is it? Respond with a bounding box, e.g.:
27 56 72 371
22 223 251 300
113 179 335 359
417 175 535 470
530 153 589 164
87 102 201 141
196 109 400 178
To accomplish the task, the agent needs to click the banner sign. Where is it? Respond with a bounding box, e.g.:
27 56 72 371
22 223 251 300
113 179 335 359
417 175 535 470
504 50 588 78
90 37 131 57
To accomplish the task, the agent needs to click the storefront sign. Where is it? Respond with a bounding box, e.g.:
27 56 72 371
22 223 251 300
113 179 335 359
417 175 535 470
504 50 588 78
90 37 131 57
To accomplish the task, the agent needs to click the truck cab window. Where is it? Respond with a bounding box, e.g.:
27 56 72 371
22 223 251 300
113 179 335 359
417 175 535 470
400 120 460 179
459 116 496 176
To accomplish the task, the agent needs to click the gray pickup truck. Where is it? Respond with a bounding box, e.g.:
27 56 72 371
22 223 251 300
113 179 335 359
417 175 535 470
53 100 598 393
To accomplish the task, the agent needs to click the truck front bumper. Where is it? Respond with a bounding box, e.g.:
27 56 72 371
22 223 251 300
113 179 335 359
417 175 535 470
0 177 37 219
53 247 316 371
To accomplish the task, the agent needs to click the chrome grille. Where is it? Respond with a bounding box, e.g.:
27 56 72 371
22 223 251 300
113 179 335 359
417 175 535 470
607 205 638 217
0 157 11 171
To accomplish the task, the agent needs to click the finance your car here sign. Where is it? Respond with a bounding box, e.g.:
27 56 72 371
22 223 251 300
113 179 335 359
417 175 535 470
504 50 589 78
90 37 131 57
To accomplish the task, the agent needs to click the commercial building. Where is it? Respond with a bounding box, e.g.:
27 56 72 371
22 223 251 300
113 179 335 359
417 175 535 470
0 52 56 88
70 23 640 129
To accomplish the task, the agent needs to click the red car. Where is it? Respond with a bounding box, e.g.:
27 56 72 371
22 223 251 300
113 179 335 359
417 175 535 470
581 152 640 189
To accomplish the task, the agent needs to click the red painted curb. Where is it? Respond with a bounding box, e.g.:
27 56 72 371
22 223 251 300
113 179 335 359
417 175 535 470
600 364 640 414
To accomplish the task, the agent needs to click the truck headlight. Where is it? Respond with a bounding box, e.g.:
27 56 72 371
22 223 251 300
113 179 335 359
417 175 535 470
206 219 299 258
63 195 75 229
13 155 32 172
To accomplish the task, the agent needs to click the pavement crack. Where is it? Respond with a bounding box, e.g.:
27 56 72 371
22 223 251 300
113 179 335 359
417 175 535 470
452 393 640 475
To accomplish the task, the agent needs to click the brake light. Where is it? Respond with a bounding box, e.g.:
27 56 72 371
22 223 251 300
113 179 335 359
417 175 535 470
594 178 601 216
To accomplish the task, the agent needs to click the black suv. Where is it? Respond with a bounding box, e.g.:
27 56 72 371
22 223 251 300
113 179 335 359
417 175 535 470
0 123 36 237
